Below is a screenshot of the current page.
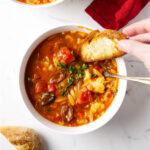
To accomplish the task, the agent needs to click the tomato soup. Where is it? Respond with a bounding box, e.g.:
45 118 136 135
16 0 56 5
25 31 119 127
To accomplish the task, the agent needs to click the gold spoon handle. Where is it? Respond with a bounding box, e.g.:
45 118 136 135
110 74 150 85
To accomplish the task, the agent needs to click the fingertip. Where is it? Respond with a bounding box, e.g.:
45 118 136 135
122 27 136 36
129 36 140 41
118 40 150 61
117 40 129 52
122 27 129 34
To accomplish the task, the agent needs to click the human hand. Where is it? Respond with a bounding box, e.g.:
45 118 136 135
117 19 150 71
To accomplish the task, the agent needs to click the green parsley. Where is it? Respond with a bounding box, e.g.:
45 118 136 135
113 89 118 97
61 75 74 96
68 65 76 74
92 74 98 78
81 71 85 77
71 50 74 55
57 62 66 69
76 74 82 81
82 64 88 70
62 90 69 96
67 75 74 86
59 85 63 93
57 62 89 96
57 63 79 74
76 77 80 81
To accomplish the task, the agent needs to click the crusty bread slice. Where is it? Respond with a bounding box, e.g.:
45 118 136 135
0 126 44 150
79 29 127 62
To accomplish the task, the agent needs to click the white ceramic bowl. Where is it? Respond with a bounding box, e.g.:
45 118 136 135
19 24 127 134
12 0 64 8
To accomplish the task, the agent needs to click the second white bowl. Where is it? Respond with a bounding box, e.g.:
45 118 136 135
12 0 64 8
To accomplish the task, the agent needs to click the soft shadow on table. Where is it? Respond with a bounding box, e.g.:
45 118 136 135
40 134 51 150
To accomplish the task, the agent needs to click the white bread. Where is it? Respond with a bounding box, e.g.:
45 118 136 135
0 126 44 150
79 29 127 62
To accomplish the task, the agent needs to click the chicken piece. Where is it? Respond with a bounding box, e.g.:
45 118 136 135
84 69 105 94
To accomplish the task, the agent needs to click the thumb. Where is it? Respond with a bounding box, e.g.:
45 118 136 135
117 40 150 61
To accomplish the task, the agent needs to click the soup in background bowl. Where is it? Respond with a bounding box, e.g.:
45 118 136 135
19 24 127 134
13 0 64 7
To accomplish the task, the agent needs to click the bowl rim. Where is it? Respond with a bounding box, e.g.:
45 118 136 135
12 0 64 8
19 24 127 135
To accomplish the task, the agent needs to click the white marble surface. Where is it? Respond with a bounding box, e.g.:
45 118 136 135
0 0 150 150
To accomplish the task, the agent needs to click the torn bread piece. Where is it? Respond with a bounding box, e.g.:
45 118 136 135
0 126 44 150
79 29 127 62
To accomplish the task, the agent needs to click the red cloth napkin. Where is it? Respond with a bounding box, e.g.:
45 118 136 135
85 0 149 30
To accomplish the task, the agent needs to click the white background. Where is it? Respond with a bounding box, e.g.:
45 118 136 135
0 0 150 150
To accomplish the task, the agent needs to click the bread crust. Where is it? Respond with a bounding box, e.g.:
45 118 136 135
79 29 127 62
0 126 44 150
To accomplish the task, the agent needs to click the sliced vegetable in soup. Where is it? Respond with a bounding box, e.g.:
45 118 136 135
25 30 119 127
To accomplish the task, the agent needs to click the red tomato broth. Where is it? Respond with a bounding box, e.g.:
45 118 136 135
25 31 119 127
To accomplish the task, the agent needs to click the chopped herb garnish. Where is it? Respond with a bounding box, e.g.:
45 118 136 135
68 66 75 74
81 71 85 77
62 90 69 96
57 62 79 74
113 89 118 97
74 67 79 74
67 75 74 86
76 76 80 81
92 74 98 78
82 64 88 70
71 50 74 55
57 62 88 96
76 74 82 81
60 75 74 96
59 85 63 93
57 62 66 69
